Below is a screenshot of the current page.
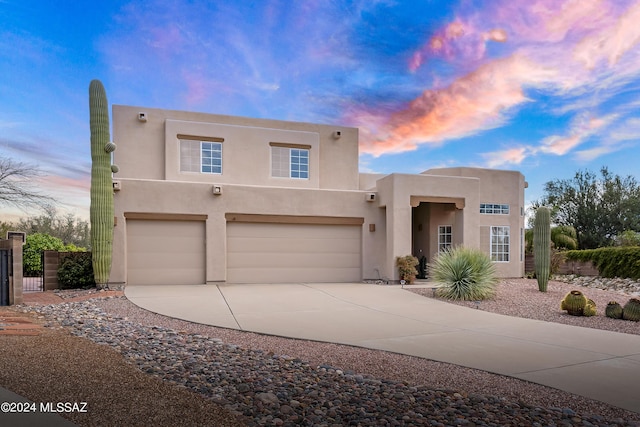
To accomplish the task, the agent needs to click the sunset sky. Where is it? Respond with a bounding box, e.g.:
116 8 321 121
2 0 640 222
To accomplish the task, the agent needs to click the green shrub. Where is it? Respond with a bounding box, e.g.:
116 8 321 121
23 233 66 276
395 255 419 284
564 247 640 279
430 246 497 300
57 252 95 289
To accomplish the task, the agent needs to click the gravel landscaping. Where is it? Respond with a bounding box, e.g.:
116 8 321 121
3 277 640 426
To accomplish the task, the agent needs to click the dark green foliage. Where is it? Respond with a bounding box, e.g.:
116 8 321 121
57 252 95 289
539 167 640 249
395 255 419 284
23 233 65 276
605 301 623 319
560 290 587 316
534 207 551 292
431 246 497 301
564 247 640 279
622 298 640 322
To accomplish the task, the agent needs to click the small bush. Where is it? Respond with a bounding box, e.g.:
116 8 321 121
430 246 497 300
57 252 95 289
395 255 419 284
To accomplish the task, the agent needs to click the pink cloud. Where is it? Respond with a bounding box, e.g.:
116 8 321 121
357 0 639 157
360 54 554 156
409 19 507 72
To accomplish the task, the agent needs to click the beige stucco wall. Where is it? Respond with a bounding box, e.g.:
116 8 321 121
113 105 359 190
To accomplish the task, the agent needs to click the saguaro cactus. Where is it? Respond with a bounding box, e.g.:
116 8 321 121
533 206 551 292
89 79 115 289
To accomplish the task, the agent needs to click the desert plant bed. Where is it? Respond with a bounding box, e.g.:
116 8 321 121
409 278 640 336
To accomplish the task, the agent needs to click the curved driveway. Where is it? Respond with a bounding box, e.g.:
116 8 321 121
125 282 640 413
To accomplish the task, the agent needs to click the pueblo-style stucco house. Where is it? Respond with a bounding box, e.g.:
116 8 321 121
110 105 526 287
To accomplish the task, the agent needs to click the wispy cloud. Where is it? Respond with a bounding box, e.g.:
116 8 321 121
539 113 616 155
481 147 529 168
353 0 640 156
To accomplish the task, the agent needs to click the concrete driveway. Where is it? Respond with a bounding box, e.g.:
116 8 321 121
125 282 640 413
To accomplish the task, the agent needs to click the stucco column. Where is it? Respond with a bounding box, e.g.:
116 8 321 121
385 204 413 281
10 236 23 305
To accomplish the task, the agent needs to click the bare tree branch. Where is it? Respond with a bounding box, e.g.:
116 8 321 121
0 156 56 211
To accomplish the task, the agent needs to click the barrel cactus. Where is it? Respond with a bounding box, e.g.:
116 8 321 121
560 290 587 316
533 206 551 292
583 300 596 317
605 301 623 319
622 298 640 322
89 79 116 289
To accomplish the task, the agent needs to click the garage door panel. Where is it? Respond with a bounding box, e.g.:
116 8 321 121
229 267 361 283
227 236 360 254
128 252 204 269
227 252 361 269
127 220 205 286
227 222 361 283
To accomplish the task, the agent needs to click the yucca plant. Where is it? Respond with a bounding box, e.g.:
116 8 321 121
430 246 498 300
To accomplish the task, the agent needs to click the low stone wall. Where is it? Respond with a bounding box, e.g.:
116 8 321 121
525 254 599 276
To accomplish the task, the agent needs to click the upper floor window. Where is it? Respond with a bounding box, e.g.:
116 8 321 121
179 137 223 174
480 203 509 214
271 143 309 179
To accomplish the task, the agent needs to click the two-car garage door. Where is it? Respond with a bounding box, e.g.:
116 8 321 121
226 222 362 283
126 216 362 285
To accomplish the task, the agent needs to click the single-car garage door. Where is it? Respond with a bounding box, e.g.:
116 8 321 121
126 219 205 285
226 222 362 283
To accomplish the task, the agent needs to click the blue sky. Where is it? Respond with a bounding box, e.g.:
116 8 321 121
2 0 640 221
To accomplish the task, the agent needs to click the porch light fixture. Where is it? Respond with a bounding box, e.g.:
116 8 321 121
212 185 222 195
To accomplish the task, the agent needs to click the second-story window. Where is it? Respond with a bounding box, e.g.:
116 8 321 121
480 203 509 214
271 144 309 179
179 137 223 174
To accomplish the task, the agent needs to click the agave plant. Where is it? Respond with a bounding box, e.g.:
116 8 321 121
430 246 498 301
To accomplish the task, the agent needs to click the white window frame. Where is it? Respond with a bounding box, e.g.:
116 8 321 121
480 203 510 214
438 225 452 253
271 146 309 179
200 141 222 174
490 226 510 262
179 138 223 175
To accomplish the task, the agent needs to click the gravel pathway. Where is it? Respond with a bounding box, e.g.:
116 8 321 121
11 278 640 426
